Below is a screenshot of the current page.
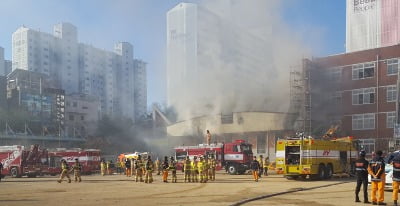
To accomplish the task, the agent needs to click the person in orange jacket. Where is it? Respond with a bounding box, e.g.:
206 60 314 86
368 150 386 205
250 156 260 182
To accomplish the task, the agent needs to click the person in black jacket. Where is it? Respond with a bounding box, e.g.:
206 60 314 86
392 154 400 206
368 150 386 205
355 150 370 203
250 156 260 182
162 156 169 183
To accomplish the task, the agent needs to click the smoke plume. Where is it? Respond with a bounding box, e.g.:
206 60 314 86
168 0 310 121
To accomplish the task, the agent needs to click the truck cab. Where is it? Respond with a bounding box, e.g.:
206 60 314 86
223 140 253 175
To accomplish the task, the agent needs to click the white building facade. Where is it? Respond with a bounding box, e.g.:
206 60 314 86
346 0 400 52
12 23 147 122
166 3 272 121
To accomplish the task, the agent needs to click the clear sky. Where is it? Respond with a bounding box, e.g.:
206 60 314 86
0 0 346 107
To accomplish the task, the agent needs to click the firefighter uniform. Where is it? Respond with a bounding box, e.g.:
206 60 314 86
191 156 199 182
209 156 216 181
125 159 131 177
155 159 161 175
169 157 177 183
368 151 386 205
263 157 269 176
392 155 400 206
203 158 209 182
145 157 154 183
100 160 106 176
57 160 71 183
135 156 144 182
71 159 82 182
162 156 169 183
258 155 263 178
354 151 369 203
106 161 111 175
184 157 192 182
198 157 205 183
250 156 260 182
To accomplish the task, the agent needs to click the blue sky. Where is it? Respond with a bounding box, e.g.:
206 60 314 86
0 0 346 106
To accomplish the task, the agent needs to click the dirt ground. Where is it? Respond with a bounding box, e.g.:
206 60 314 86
0 172 395 206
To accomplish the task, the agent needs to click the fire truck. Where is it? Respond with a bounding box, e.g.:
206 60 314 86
0 144 50 177
174 139 253 175
275 134 359 180
49 148 101 174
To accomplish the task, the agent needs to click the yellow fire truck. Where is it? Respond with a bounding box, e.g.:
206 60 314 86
275 134 359 180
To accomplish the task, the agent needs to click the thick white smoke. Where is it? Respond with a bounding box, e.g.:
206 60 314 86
168 0 309 121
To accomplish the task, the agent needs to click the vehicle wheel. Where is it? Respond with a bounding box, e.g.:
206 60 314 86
325 164 333 179
285 175 299 180
10 167 20 178
27 173 37 178
318 164 325 180
227 164 237 175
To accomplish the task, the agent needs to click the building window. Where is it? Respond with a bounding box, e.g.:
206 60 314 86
69 115 74 121
73 102 77 107
352 113 375 130
387 86 397 102
352 88 375 105
387 59 399 75
330 67 342 81
66 101 70 106
358 139 375 155
352 63 375 80
332 91 342 103
81 116 84 121
387 112 396 128
256 135 266 154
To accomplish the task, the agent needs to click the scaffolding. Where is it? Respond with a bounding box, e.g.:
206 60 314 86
289 60 311 136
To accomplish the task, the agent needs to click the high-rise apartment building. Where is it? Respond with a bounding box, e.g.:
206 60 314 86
167 3 271 121
11 23 147 122
346 0 400 52
134 59 147 120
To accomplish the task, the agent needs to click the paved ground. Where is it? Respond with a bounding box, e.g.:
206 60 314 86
0 172 395 206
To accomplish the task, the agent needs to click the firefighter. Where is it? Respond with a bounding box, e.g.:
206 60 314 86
209 154 216 181
354 150 370 203
203 156 209 182
155 158 161 175
184 156 192 182
57 159 71 183
191 156 199 182
368 150 386 205
250 156 260 182
205 130 212 145
198 156 205 183
258 155 263 178
263 156 270 176
134 155 144 182
70 158 82 182
106 160 111 175
145 156 154 183
162 156 169 183
125 158 131 177
100 160 106 176
392 154 400 206
130 158 136 178
169 156 177 183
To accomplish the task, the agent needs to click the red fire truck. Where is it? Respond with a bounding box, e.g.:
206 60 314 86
49 148 101 174
174 139 253 175
0 144 53 177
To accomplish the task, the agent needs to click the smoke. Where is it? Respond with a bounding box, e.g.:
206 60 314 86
167 0 310 121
